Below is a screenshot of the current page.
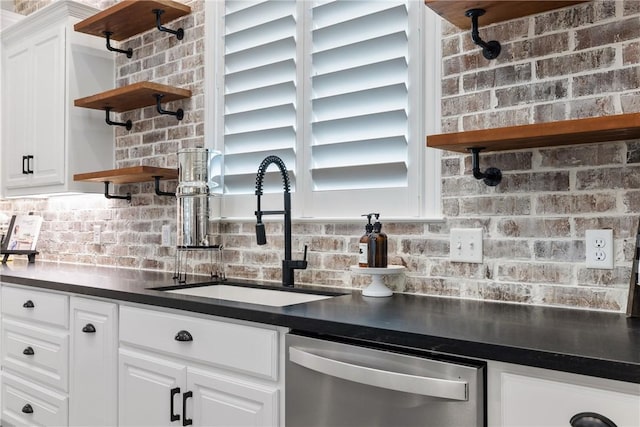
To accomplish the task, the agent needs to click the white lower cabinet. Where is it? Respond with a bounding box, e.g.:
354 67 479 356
3 282 640 427
69 296 118 427
488 361 640 427
1 285 70 426
0 285 118 427
119 349 278 427
118 305 283 427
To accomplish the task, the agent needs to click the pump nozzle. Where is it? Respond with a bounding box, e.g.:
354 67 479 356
361 213 374 225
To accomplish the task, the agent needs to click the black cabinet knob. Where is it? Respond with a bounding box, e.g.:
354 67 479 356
174 330 193 342
21 403 33 414
23 300 34 308
82 323 96 333
22 346 34 356
571 412 618 427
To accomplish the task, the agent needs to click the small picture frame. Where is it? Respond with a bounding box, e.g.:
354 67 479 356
1 214 43 253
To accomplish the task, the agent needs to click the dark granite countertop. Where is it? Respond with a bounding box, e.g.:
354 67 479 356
1 262 639 384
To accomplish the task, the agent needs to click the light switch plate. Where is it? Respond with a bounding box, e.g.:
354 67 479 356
450 228 483 263
585 229 613 269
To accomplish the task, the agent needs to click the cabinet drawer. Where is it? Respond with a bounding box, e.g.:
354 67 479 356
2 285 69 328
120 306 279 381
500 372 640 427
2 318 69 392
1 371 68 427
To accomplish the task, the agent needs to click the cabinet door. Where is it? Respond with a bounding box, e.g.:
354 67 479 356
187 367 279 427
28 24 65 188
1 39 32 190
119 348 187 427
1 25 65 193
69 297 118 427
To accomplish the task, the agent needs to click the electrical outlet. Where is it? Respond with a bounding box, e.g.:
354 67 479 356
161 224 172 247
450 228 483 263
92 225 101 244
585 229 613 269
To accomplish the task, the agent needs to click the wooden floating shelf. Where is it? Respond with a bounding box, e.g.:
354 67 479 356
427 113 640 153
74 166 178 185
424 1 588 29
74 0 191 41
74 82 191 113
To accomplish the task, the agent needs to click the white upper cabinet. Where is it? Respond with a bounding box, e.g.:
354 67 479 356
1 0 114 198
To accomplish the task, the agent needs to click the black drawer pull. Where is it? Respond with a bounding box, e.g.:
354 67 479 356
571 412 618 427
174 330 193 342
23 300 35 308
170 387 180 422
182 391 193 426
22 156 28 175
82 323 96 333
26 155 34 174
21 403 33 414
23 346 34 356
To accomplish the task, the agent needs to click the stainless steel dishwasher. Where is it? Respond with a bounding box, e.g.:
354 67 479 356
286 333 485 427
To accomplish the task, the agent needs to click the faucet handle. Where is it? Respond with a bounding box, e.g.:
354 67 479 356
285 245 308 271
295 245 308 270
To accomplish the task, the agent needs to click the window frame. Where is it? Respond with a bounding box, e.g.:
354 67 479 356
204 0 442 221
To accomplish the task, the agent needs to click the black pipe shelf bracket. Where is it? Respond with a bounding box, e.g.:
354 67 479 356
103 181 132 202
465 9 501 60
469 147 502 186
154 176 176 197
154 94 184 120
104 107 132 131
103 31 133 58
153 9 185 40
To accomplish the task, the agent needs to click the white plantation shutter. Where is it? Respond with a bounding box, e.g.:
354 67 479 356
222 0 299 195
207 0 441 218
309 1 410 191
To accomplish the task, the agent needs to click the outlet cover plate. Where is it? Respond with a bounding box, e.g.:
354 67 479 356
585 229 613 269
450 228 483 263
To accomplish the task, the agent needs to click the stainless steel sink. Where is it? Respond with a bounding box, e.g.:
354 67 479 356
154 283 336 307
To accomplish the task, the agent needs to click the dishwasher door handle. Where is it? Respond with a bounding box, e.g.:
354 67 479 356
289 347 468 401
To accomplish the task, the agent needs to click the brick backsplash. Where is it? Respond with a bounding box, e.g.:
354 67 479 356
3 0 640 312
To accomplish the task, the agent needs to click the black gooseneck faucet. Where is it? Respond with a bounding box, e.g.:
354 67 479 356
255 155 307 287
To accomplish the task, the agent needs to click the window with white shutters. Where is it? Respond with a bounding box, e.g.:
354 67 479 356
206 0 441 219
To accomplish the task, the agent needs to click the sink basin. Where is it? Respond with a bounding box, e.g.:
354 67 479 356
162 284 334 307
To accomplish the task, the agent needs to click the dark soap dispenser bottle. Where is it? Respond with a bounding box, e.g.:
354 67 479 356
359 213 374 267
368 213 387 268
